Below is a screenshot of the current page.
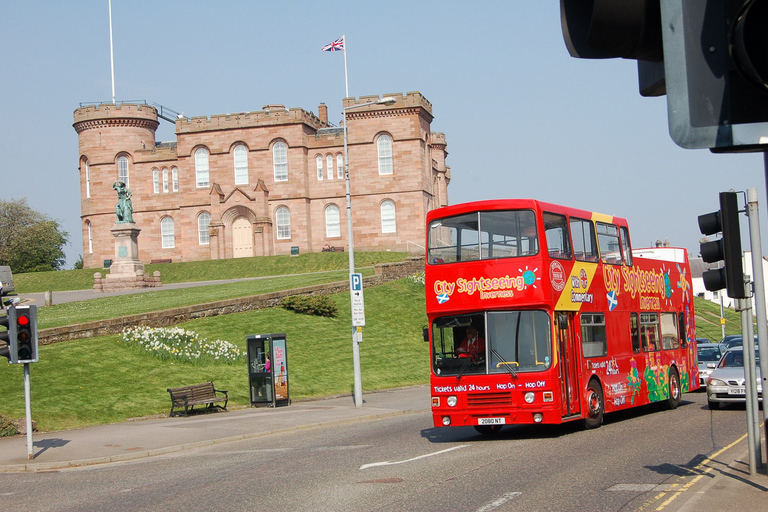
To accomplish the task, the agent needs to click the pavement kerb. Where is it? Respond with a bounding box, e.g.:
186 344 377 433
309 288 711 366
0 408 425 473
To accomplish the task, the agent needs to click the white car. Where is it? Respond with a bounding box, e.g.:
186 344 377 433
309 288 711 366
706 348 762 409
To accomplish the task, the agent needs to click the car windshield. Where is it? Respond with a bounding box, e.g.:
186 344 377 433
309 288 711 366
719 350 760 368
698 346 722 362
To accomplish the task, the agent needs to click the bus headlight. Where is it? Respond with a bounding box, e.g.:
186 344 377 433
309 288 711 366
533 413 543 423
524 392 535 404
447 395 458 407
442 416 451 426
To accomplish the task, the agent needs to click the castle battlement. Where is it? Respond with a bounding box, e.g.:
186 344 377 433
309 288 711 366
73 103 159 133
176 107 328 134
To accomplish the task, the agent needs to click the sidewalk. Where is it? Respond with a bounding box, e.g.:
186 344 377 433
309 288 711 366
0 385 765 511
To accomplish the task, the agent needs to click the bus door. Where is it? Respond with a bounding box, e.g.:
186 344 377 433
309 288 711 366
556 312 581 418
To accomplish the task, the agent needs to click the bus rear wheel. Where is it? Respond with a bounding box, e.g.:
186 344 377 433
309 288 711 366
666 369 682 410
583 379 604 429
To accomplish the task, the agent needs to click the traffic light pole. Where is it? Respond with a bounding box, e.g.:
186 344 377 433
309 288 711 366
738 292 760 475
746 188 768 479
24 363 33 459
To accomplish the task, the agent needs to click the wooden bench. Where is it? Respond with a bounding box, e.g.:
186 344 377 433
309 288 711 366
167 382 228 417
321 246 345 252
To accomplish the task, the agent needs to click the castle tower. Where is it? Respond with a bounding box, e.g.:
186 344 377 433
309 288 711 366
73 103 159 268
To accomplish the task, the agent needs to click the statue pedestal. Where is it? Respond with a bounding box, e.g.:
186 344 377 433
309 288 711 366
94 223 162 292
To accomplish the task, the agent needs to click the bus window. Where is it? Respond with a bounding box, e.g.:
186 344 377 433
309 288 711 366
570 218 599 262
630 313 641 353
488 310 551 373
640 313 660 351
661 312 679 350
427 210 538 264
678 312 687 348
580 313 607 357
621 226 633 266
543 212 572 259
596 222 623 265
430 315 486 376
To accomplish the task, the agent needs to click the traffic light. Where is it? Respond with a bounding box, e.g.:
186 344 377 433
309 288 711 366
0 305 38 364
698 192 747 299
560 0 666 96
660 1 768 150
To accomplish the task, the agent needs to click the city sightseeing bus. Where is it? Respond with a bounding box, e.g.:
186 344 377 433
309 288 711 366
425 199 699 434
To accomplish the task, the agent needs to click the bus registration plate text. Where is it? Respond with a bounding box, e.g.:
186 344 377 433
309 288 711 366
478 417 505 425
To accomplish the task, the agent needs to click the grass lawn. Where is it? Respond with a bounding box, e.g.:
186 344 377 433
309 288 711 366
0 278 429 431
12 252 408 293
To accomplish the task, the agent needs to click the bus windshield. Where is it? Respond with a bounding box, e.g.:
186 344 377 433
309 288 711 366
427 210 538 264
431 310 552 376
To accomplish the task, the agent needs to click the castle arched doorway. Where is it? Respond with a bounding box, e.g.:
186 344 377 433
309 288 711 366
232 216 253 258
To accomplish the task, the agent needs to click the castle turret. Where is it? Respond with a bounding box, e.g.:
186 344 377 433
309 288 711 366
73 103 159 268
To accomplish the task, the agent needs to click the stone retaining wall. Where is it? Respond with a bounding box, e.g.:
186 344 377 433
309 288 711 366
38 257 424 345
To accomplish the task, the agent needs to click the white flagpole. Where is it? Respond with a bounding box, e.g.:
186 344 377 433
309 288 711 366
343 34 349 98
109 0 116 103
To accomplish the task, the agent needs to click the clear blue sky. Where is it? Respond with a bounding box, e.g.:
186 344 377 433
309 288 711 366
2 1 766 269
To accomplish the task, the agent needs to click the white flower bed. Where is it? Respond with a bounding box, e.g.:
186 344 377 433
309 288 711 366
122 326 244 364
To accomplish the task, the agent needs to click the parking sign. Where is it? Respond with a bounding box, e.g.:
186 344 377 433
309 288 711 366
350 273 365 326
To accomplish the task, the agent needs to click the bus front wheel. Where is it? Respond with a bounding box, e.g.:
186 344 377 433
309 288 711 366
583 379 604 429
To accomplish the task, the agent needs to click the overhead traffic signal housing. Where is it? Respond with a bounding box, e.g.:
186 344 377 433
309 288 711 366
698 192 747 299
560 0 666 96
660 1 768 150
0 305 38 364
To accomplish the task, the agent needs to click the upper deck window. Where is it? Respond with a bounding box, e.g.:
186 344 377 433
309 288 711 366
428 210 538 264
543 212 572 259
596 222 623 265
570 217 599 263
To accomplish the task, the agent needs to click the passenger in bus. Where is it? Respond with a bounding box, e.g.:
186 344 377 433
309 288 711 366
455 326 485 361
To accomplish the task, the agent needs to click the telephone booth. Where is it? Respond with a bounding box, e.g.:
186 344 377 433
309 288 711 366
246 333 290 407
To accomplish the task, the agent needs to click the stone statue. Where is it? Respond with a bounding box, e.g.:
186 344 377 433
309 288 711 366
113 181 134 223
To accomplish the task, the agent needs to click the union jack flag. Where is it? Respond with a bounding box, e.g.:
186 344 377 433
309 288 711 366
322 35 345 52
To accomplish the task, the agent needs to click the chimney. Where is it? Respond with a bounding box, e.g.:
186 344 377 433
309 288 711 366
318 103 328 124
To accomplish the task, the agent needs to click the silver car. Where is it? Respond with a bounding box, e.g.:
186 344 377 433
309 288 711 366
697 343 723 387
706 348 762 409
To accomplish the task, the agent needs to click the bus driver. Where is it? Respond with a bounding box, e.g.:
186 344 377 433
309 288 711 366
456 326 485 361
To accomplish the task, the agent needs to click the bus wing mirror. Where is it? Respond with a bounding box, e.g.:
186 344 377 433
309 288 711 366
423 325 429 342
557 314 569 330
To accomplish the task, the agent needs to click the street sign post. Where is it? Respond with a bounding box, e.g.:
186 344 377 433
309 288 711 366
350 272 365 327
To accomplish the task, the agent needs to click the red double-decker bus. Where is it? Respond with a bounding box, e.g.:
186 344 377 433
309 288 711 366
425 199 699 434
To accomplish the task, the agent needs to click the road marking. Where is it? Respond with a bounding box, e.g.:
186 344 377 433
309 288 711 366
636 433 747 511
607 484 677 492
359 445 467 470
476 492 522 512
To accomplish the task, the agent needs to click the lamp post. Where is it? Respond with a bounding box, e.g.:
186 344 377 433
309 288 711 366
342 96 396 407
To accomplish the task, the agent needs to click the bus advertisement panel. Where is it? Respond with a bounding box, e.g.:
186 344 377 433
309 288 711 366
425 199 698 434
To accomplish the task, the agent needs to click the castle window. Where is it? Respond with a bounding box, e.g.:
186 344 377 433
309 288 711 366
162 168 169 193
337 154 344 179
152 169 160 194
234 145 249 185
117 156 130 187
198 212 211 244
377 134 393 175
161 217 175 248
381 199 396 233
273 141 288 182
316 155 323 180
172 167 179 192
327 155 333 180
86 221 93 254
84 159 91 198
276 206 291 239
195 148 210 188
325 204 340 238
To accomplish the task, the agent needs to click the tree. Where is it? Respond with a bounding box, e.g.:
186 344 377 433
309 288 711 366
0 198 69 273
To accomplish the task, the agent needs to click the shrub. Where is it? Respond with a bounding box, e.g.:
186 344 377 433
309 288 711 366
280 295 338 317
0 416 18 437
121 326 245 364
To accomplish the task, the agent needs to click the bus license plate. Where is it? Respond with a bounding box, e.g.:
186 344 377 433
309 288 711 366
478 418 505 425
728 387 745 395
